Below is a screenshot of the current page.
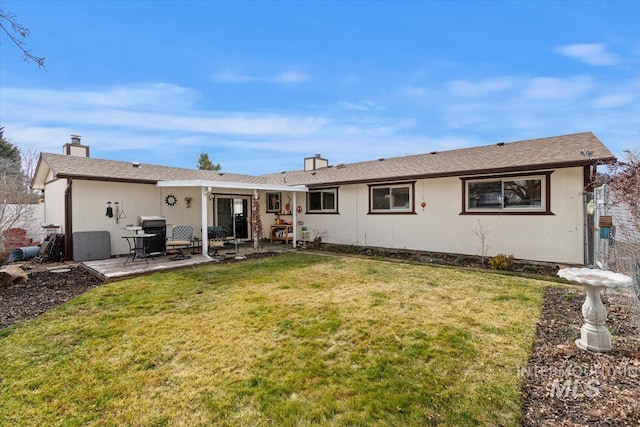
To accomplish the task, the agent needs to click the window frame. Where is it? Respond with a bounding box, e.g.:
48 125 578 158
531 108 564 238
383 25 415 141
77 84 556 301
367 181 416 214
306 187 338 214
460 171 553 215
266 192 281 213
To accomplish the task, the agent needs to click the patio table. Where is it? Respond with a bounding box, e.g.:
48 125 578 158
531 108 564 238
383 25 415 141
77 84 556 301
122 233 156 265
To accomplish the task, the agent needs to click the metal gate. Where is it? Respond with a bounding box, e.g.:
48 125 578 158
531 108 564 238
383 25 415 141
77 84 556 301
590 184 640 299
593 185 610 269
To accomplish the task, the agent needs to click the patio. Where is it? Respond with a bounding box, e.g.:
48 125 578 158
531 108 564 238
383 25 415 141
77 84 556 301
81 241 295 281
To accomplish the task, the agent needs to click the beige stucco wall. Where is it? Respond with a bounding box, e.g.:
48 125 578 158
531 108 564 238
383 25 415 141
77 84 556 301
298 167 586 264
46 166 585 263
71 182 268 256
43 178 67 232
71 180 163 255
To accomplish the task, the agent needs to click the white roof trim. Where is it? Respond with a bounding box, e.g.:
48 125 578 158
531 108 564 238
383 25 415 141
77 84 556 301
156 179 308 192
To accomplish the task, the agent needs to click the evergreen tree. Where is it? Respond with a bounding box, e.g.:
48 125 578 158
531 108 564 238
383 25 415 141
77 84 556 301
0 127 24 179
197 153 221 171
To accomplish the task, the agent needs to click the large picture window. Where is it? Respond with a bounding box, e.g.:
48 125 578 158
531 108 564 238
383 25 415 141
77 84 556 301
307 188 337 213
462 172 552 214
369 182 415 213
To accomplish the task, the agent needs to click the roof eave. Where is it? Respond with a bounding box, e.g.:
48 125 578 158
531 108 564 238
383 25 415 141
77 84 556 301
303 158 616 188
54 173 159 185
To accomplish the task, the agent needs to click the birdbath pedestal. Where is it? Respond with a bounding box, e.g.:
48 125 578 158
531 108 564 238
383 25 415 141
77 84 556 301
557 267 632 352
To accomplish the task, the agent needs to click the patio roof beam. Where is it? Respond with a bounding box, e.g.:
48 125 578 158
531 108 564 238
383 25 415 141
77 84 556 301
156 179 308 193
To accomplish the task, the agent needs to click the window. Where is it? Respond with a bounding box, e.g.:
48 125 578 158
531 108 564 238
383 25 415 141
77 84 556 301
266 192 281 213
462 172 551 214
369 182 414 213
307 188 337 213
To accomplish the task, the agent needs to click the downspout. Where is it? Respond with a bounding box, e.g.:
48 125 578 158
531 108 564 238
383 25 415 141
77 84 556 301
64 178 73 261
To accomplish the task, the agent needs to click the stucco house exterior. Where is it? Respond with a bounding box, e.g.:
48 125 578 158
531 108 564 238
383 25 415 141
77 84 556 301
31 132 615 264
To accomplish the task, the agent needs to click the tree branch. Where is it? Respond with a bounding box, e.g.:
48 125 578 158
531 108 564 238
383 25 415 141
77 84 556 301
0 8 46 68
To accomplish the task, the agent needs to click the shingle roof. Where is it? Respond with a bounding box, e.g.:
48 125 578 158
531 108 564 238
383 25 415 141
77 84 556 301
33 132 615 190
261 132 615 186
33 153 263 189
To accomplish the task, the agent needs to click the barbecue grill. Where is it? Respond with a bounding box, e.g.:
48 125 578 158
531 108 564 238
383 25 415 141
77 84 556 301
137 216 166 255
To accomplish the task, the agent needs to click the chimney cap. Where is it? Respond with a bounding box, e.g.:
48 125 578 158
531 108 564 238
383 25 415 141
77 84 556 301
70 134 82 145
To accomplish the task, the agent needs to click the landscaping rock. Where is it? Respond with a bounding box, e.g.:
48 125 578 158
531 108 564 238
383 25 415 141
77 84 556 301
0 266 28 287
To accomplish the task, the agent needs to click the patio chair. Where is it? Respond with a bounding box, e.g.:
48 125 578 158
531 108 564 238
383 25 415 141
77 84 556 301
166 225 193 260
208 226 229 259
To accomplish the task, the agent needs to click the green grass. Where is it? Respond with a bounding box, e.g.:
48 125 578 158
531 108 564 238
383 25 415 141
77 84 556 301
0 253 550 426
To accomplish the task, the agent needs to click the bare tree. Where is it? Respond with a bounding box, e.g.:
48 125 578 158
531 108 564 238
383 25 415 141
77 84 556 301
472 220 492 264
0 135 40 263
0 4 45 67
608 149 640 230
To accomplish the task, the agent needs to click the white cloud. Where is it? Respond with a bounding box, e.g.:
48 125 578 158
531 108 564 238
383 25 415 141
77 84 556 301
338 100 384 111
554 43 619 66
447 78 513 97
3 86 326 136
592 94 636 109
524 76 593 100
272 70 310 84
212 68 310 85
4 83 198 111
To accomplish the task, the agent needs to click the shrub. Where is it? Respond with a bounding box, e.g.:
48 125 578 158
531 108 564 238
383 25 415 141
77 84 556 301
456 254 467 264
489 254 514 270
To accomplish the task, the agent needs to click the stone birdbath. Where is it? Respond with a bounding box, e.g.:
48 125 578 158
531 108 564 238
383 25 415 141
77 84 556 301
557 267 632 352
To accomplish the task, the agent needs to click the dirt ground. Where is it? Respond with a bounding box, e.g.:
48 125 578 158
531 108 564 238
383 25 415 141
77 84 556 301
1 250 639 426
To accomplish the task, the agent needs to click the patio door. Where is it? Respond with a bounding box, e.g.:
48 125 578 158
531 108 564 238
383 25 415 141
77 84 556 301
216 197 249 240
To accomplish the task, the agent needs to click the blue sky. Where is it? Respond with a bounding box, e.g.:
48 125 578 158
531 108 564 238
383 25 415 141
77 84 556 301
1 0 639 175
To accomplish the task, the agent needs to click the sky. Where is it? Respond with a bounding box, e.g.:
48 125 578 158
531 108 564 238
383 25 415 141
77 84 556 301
1 1 639 176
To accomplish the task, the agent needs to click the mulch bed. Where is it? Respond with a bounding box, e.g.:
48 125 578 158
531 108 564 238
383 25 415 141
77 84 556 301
521 286 640 426
2 251 639 426
0 264 104 329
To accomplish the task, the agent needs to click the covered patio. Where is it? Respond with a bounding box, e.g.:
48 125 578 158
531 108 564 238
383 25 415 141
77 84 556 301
156 179 308 259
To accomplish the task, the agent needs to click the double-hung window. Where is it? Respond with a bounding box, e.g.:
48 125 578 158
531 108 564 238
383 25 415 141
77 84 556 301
462 172 552 214
307 188 337 213
369 182 415 213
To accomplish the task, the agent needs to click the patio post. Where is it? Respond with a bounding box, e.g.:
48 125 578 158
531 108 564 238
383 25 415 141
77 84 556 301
292 192 297 248
201 186 211 259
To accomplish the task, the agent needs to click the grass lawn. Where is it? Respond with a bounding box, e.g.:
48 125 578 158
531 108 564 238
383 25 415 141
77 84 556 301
0 253 551 426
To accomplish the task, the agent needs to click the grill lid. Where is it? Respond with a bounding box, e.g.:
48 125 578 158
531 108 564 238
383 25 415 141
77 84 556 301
137 215 166 225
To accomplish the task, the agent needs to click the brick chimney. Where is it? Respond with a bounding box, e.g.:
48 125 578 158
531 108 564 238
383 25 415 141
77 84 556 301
62 135 90 157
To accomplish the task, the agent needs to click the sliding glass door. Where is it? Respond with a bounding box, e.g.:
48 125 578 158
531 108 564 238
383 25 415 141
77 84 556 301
215 197 249 239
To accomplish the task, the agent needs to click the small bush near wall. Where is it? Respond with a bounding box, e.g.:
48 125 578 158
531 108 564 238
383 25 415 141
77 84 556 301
489 254 515 270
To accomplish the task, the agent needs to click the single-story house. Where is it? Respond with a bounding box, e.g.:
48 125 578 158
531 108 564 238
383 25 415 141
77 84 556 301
31 132 615 264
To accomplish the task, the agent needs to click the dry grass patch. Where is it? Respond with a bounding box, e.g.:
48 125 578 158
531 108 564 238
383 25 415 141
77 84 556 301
0 253 549 426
